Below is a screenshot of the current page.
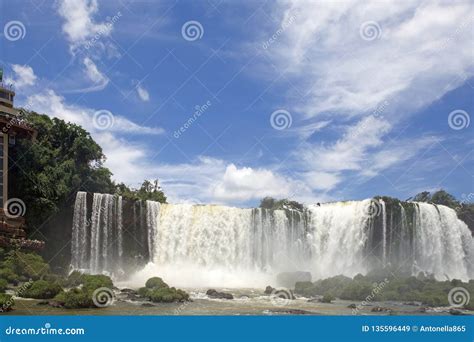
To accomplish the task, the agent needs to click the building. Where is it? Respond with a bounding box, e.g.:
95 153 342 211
0 69 43 250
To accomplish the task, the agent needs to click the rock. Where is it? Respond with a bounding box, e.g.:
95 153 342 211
120 288 136 294
269 308 314 315
371 306 392 313
206 289 233 300
414 307 427 313
449 309 467 316
347 303 357 309
276 271 312 288
307 297 321 303
48 300 64 308
264 286 274 295
36 301 49 306
403 301 422 306
141 303 155 307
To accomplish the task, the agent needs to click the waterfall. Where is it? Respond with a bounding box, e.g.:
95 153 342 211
146 200 160 261
71 191 88 270
71 193 474 284
71 193 126 274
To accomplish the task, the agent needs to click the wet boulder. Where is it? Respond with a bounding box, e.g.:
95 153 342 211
206 289 233 300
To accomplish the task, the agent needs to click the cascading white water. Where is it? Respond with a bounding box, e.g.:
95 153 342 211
71 192 125 275
71 191 88 270
415 202 473 280
146 201 160 261
71 193 474 285
305 200 373 279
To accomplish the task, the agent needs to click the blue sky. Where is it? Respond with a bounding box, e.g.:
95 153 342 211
1 0 473 206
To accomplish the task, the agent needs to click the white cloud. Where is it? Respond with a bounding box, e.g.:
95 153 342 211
5 64 37 89
212 164 310 203
137 85 150 102
269 1 474 118
82 57 109 90
57 0 112 52
303 171 341 192
301 116 391 172
26 89 163 136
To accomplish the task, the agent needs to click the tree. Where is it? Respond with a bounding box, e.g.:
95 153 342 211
116 179 167 203
8 112 115 234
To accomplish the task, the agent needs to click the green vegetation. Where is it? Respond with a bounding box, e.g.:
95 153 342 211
139 277 189 303
116 180 167 203
53 288 95 309
295 271 474 309
145 277 168 289
0 279 7 292
52 274 115 309
0 293 14 312
0 268 18 283
81 274 114 291
9 111 115 238
19 280 62 299
8 111 167 265
410 189 474 233
259 197 304 211
1 250 49 281
321 293 335 303
148 287 189 303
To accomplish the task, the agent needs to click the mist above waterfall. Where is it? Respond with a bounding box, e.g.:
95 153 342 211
71 192 474 287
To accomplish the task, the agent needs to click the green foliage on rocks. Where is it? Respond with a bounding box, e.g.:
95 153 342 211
139 277 189 303
145 277 168 289
53 288 95 309
52 273 114 309
1 250 49 280
0 293 14 312
148 287 189 303
295 271 474 309
259 197 304 211
20 280 62 299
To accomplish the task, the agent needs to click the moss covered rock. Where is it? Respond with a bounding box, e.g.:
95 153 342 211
0 293 14 312
20 280 62 299
145 277 168 289
140 277 189 303
148 287 189 303
53 289 95 309
82 274 113 291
